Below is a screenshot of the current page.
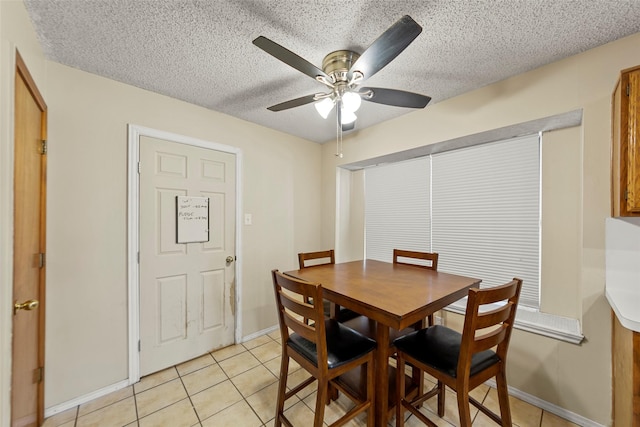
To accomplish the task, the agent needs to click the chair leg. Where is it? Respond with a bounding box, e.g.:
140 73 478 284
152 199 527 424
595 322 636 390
456 388 472 427
437 380 445 417
427 314 434 326
314 380 328 427
495 369 513 426
396 355 406 427
275 355 290 427
366 357 374 427
411 363 424 409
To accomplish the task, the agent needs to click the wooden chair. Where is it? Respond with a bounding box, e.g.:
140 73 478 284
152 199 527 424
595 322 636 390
298 250 359 322
394 278 523 427
393 249 438 269
298 249 335 269
392 249 440 409
271 270 376 427
392 249 439 326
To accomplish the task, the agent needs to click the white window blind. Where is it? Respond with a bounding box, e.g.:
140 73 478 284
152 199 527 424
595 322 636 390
365 157 431 262
431 135 540 308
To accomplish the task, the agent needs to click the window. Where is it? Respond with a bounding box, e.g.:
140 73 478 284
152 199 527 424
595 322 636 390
365 135 540 309
365 157 431 262
352 111 585 343
431 135 540 308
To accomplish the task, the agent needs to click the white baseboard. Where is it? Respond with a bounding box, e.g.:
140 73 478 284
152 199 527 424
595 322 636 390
484 379 607 427
44 379 130 419
242 324 278 343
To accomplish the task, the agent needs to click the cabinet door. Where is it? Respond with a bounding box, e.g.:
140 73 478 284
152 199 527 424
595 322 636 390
628 69 640 213
612 313 640 426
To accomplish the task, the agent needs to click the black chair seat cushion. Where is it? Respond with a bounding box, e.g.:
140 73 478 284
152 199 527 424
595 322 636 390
316 300 359 323
288 319 376 369
335 308 361 323
393 325 500 378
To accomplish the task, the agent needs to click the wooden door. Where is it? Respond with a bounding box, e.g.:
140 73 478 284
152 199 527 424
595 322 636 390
139 136 236 376
12 52 47 427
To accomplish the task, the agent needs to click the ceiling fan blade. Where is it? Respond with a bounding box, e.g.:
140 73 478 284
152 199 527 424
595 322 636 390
267 93 318 112
348 15 422 82
360 87 431 108
253 36 331 82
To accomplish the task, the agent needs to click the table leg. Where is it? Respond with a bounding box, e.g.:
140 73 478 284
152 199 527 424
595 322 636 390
374 324 390 427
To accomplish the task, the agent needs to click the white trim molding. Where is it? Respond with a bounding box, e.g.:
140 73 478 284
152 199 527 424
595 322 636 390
44 380 129 419
483 379 606 427
242 325 278 343
445 300 584 344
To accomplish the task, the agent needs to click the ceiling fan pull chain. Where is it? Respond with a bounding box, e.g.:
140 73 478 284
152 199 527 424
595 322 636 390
336 103 343 158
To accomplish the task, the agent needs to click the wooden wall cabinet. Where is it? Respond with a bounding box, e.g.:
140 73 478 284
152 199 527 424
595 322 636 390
612 313 640 426
612 65 640 217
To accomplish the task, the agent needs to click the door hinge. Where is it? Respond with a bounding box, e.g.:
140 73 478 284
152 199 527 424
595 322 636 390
34 366 44 383
138 340 141 352
39 253 46 268
627 83 630 97
137 162 141 174
40 139 47 155
137 252 140 264
625 189 629 200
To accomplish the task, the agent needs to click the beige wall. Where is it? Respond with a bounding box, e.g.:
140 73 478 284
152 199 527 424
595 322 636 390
1 0 323 412
322 32 640 425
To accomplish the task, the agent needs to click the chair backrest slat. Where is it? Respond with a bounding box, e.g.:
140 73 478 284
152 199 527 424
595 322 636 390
472 324 508 353
474 282 519 305
279 290 316 320
284 311 317 342
393 249 438 270
298 250 335 269
475 301 514 330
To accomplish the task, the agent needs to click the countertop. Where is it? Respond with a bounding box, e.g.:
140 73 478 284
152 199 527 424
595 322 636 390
606 287 640 332
606 217 640 333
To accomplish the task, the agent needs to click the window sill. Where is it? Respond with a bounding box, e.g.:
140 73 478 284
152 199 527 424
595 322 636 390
444 300 584 345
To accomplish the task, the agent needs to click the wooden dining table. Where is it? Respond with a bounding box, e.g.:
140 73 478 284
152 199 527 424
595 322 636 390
284 259 481 426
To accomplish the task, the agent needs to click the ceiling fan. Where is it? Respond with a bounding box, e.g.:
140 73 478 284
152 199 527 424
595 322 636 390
252 15 431 146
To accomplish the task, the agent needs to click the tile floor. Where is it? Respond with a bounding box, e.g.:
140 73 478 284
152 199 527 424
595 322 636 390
42 330 580 427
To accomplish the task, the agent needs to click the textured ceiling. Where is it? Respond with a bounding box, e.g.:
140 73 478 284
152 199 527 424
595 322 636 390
23 0 640 143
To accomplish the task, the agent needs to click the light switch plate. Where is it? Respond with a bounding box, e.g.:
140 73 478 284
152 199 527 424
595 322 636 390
244 213 252 225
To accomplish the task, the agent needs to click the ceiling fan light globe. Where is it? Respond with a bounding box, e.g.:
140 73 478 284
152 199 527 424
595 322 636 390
342 91 362 113
315 97 335 119
341 109 357 124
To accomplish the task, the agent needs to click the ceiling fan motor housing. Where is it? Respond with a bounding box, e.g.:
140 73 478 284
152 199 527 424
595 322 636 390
322 50 360 83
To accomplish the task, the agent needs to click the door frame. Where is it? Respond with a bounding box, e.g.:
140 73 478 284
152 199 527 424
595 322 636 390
127 124 243 383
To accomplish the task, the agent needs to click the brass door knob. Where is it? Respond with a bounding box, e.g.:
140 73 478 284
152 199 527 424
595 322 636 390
14 299 39 315
226 256 234 264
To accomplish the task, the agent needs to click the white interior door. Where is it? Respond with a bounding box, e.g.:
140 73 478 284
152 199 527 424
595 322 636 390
139 135 236 376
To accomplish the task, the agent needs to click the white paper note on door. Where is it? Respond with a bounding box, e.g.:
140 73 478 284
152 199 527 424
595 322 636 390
176 196 209 243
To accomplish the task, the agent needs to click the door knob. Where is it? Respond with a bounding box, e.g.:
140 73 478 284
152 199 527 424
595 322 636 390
14 299 39 315
226 256 234 264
